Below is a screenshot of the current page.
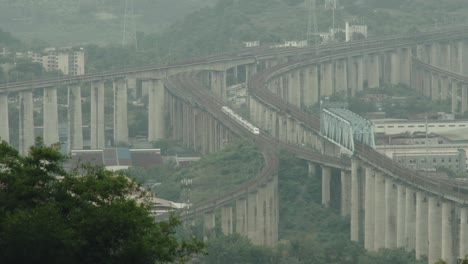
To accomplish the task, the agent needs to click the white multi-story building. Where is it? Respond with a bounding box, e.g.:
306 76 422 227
345 22 368 42
19 47 85 76
242 41 260 48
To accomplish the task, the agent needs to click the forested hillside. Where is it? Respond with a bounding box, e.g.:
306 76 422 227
0 0 216 45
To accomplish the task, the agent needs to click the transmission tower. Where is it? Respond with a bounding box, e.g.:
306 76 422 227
122 0 137 49
307 0 319 50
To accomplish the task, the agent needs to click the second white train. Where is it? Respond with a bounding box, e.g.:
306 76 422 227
221 106 260 135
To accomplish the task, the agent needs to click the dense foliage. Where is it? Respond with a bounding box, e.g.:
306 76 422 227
0 140 204 263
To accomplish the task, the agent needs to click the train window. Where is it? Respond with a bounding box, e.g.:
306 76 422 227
460 125 466 127
408 125 415 128
449 125 455 127
398 126 404 128
418 125 425 127
439 125 445 127
428 125 435 127
377 126 384 128
388 126 394 128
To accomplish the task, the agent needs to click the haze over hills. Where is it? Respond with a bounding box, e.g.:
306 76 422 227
0 0 216 46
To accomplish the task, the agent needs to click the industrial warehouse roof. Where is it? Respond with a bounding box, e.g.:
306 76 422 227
67 148 163 171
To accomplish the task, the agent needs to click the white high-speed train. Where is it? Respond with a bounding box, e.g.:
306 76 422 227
222 106 260 135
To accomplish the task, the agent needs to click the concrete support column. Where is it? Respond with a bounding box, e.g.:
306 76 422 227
348 57 357 95
364 166 375 251
396 185 406 248
43 87 59 146
246 63 257 81
385 178 397 248
204 211 216 239
368 53 380 89
452 81 458 114
19 91 34 155
351 158 360 242
335 59 347 94
416 192 428 260
460 207 468 259
306 65 319 107
146 79 165 141
321 62 333 96
431 43 441 66
288 71 300 107
390 50 401 85
236 198 247 236
0 93 9 143
68 85 83 150
400 48 411 86
441 77 449 101
321 166 331 207
405 188 416 251
256 187 267 245
462 84 468 115
211 71 227 102
374 172 386 250
221 206 233 235
428 197 442 264
432 74 440 101
247 191 258 244
441 202 453 264
127 77 137 99
90 81 105 149
356 56 364 92
341 171 351 217
113 79 128 145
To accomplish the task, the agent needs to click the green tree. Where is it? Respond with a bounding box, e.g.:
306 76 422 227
0 140 204 264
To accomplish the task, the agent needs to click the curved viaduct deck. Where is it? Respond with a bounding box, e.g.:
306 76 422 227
247 29 468 263
2 26 468 262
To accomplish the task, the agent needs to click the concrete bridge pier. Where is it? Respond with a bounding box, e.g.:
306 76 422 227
19 90 34 155
405 188 416 251
68 85 83 151
396 185 406 248
245 63 257 81
441 77 449 101
303 65 319 107
0 93 8 143
288 70 301 107
335 59 347 94
236 198 248 236
247 191 259 243
210 71 227 102
400 48 412 86
321 62 333 96
460 207 468 259
221 206 233 235
113 78 128 145
351 158 361 242
385 178 397 248
431 73 440 101
462 84 468 115
43 87 59 146
452 81 459 114
146 79 165 142
428 197 442 264
203 211 216 240
341 171 351 217
90 81 105 149
441 202 453 264
373 171 386 250
431 42 441 67
416 191 429 260
321 166 331 208
367 53 380 89
390 50 401 85
364 166 375 251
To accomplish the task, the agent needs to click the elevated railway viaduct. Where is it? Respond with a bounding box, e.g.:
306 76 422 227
2 26 468 263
